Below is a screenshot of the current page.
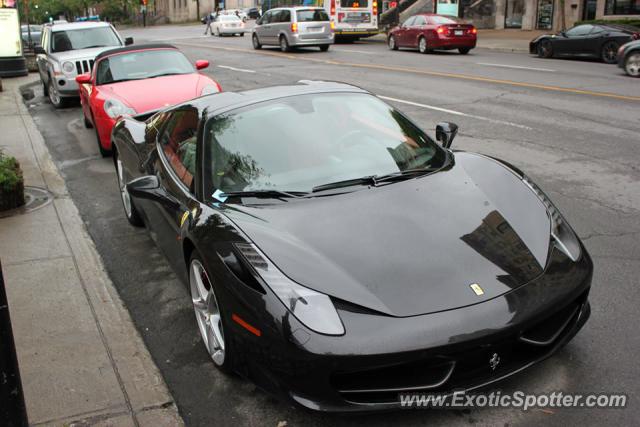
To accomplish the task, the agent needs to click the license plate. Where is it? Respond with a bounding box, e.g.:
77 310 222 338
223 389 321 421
454 30 464 36
306 26 323 33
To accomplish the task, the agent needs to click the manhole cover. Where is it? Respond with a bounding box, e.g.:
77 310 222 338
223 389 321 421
0 186 53 218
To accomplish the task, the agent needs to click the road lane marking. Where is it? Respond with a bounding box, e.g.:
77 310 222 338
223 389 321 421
218 65 256 73
477 62 556 72
379 95 533 130
173 41 640 102
332 48 376 55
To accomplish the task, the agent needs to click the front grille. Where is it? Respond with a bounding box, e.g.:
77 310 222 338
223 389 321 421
74 59 94 75
334 291 588 405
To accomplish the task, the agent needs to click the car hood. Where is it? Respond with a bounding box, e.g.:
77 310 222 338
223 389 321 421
224 152 551 317
98 73 211 113
50 46 120 63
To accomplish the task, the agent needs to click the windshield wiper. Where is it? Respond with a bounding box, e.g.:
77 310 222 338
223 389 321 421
147 72 186 79
311 168 440 193
221 190 310 200
311 176 377 193
83 45 108 49
373 167 441 184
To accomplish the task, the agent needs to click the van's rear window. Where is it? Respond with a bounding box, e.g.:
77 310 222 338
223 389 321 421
296 9 330 21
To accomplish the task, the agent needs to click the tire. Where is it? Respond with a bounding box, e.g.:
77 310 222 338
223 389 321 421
239 32 245 37
319 44 329 52
115 150 143 227
418 36 428 54
252 33 262 49
601 41 619 64
388 35 398 51
42 77 49 97
537 40 553 58
279 35 290 52
624 52 640 77
189 252 236 374
459 47 470 55
47 80 68 108
92 114 111 157
216 28 221 37
84 114 93 129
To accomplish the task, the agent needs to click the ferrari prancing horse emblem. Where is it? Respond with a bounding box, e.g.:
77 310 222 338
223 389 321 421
489 352 500 370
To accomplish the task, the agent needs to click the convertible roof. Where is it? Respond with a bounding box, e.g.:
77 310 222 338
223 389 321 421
95 43 178 62
191 81 371 116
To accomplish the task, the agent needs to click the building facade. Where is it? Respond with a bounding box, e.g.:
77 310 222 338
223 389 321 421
154 0 258 22
448 0 639 30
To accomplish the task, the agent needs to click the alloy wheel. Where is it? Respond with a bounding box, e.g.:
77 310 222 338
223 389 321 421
602 42 618 64
190 259 226 366
116 158 132 219
48 82 61 106
419 37 427 54
625 53 640 77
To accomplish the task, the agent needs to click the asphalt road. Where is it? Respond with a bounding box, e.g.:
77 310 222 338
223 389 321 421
23 23 640 426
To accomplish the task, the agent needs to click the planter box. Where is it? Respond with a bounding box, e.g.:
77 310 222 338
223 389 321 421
0 180 25 211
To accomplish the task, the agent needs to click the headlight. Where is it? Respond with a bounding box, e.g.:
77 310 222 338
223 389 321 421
103 99 136 119
522 175 581 262
201 84 220 96
234 243 345 335
62 61 75 74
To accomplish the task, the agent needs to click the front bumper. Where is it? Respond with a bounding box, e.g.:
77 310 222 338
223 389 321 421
226 245 593 412
53 75 80 97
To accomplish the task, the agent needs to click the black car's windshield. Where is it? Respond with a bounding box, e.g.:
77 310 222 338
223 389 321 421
96 49 194 85
51 27 121 53
204 93 447 198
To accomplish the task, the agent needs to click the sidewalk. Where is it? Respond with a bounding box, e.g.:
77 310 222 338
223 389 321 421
0 75 183 426
476 29 546 53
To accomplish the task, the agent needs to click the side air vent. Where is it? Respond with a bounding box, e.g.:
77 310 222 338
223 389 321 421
220 247 266 294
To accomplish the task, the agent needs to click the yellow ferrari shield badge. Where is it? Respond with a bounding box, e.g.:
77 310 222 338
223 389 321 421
470 283 484 296
180 210 190 227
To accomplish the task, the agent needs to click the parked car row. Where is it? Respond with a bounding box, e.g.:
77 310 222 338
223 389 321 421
35 21 220 156
530 23 640 77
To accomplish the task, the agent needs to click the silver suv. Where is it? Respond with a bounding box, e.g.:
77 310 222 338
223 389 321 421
252 7 334 52
36 21 132 107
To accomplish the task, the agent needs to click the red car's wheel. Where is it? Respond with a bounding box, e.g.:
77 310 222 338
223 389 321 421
92 113 111 158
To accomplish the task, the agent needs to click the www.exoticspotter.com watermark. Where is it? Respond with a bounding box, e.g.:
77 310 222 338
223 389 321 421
399 391 628 410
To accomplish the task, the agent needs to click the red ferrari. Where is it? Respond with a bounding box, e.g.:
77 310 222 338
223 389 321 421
388 14 477 55
76 43 221 156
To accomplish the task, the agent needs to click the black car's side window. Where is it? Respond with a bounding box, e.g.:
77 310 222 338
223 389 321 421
565 25 594 37
159 107 199 191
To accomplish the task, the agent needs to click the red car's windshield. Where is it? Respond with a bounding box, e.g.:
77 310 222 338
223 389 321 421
96 49 195 85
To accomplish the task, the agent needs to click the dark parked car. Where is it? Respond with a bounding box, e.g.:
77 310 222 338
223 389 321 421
388 14 477 54
243 7 261 19
617 39 640 76
530 23 640 63
112 81 592 412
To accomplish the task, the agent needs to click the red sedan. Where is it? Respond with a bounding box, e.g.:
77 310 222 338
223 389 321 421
76 43 221 156
388 14 477 55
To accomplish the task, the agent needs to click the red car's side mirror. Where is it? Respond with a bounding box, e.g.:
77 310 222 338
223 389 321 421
76 74 91 84
195 60 210 70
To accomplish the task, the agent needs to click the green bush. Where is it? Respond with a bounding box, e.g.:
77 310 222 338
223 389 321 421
0 154 22 191
575 19 640 29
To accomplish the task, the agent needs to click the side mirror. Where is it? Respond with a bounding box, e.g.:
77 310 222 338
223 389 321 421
125 37 134 46
75 73 91 84
34 46 45 54
435 122 459 149
195 59 209 70
127 175 180 209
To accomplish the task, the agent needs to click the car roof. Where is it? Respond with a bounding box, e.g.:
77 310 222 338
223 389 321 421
183 81 370 117
50 21 112 32
95 43 177 62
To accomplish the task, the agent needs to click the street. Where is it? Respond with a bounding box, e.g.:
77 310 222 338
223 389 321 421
22 23 640 426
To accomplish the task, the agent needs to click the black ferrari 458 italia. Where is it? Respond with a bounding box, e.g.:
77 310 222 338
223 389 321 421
530 23 639 63
111 81 593 411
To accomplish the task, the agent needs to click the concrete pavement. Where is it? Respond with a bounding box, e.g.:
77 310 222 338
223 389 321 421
0 75 183 426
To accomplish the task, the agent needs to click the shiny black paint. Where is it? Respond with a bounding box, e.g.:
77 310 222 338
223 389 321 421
111 82 593 411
